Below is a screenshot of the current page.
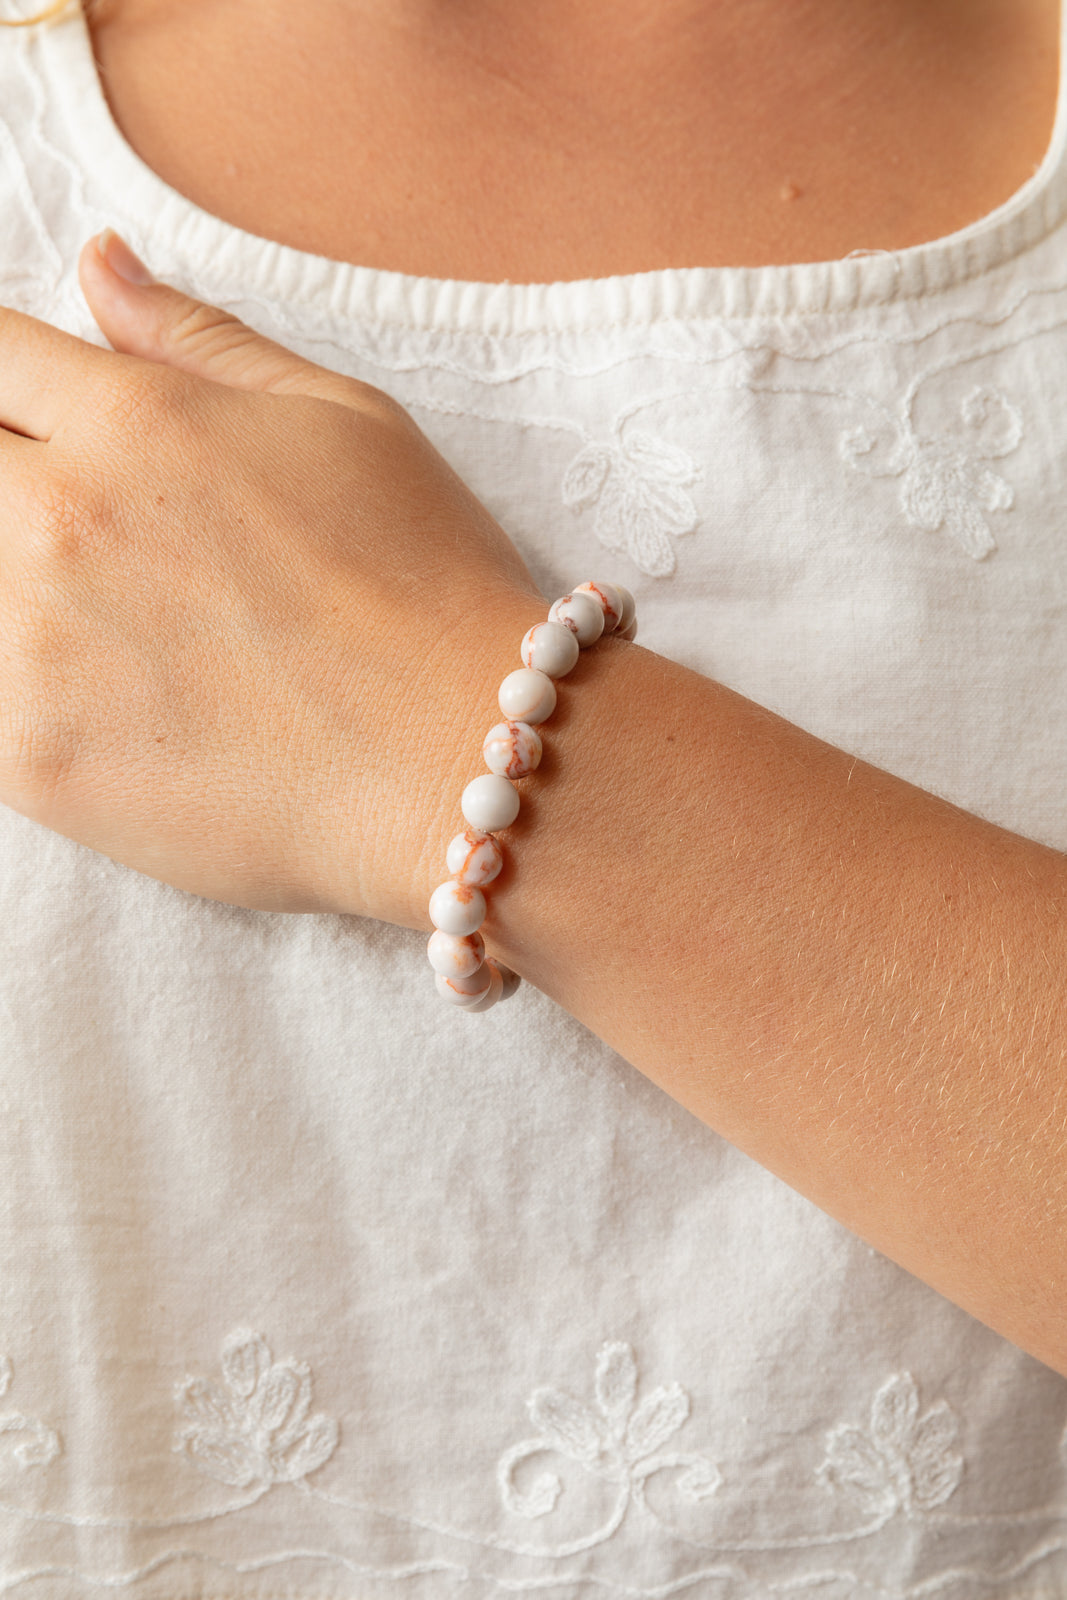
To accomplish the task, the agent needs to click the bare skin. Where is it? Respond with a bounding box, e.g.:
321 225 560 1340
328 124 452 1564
19 0 1060 1375
45 243 1067 1375
85 0 1060 280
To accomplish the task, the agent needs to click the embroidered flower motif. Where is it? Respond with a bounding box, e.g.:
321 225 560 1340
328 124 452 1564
561 430 702 578
818 1372 962 1516
0 1354 61 1469
840 385 1022 560
174 1328 338 1488
498 1340 720 1518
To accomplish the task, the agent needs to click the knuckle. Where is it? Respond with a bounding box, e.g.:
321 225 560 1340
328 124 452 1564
20 466 113 569
95 362 191 436
2 574 69 684
167 300 257 362
0 593 80 810
0 692 79 812
23 469 94 558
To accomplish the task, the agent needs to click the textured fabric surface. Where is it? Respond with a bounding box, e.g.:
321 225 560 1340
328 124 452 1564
1 5 1066 1596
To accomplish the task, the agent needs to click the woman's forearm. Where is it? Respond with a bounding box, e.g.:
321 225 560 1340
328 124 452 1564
479 620 1067 1374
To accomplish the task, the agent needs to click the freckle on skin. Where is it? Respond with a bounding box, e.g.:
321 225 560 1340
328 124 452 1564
780 180 802 202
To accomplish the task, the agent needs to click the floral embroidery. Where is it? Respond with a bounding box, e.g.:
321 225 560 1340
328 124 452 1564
841 385 1023 560
0 1353 60 1469
173 1327 338 1488
0 1329 1065 1597
819 1371 963 1515
561 430 702 578
8 16 1067 1585
498 1340 720 1519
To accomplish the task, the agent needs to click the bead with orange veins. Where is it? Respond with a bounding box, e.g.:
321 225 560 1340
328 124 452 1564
429 878 487 936
520 620 580 679
427 928 485 977
483 720 542 780
446 828 504 886
574 580 625 632
498 667 557 725
549 591 604 647
435 966 492 1006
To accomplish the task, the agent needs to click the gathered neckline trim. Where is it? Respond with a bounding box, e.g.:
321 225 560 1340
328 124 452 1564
33 0 1067 335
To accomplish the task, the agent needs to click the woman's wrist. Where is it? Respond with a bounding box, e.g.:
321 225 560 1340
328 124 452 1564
324 587 549 930
419 581 636 1009
481 631 672 1025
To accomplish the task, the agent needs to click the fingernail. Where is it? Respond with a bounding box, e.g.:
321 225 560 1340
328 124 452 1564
96 228 155 286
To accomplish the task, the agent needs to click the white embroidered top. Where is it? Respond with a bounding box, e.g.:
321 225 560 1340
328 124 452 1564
1 6 1066 1597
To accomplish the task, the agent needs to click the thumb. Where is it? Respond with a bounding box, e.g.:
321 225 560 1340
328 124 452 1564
78 229 365 407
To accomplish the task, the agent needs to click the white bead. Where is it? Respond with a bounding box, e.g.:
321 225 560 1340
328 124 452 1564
463 961 505 1012
615 585 637 632
461 773 520 832
574 580 625 632
445 829 503 886
520 621 580 679
483 720 542 779
618 616 638 642
435 967 492 1006
548 592 604 647
498 667 557 725
428 878 487 936
427 928 485 977
486 957 521 1001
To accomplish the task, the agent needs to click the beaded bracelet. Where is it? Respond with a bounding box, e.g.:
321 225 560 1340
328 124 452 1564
427 580 638 1013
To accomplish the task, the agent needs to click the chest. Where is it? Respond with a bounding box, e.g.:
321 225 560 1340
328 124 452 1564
85 0 1058 283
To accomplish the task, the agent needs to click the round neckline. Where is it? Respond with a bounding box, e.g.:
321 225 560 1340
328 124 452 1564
36 0 1067 334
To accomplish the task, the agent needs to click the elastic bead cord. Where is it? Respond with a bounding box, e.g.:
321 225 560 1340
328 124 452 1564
427 581 637 1012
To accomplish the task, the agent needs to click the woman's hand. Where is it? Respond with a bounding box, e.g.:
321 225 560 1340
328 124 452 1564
4 243 1066 1375
0 231 543 924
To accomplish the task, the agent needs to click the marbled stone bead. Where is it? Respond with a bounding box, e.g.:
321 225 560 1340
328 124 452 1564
483 720 542 779
463 961 505 1012
498 667 557 726
428 878 487 936
461 773 520 832
445 829 504 886
435 966 492 1006
574 580 625 632
615 585 637 633
486 957 521 1001
548 591 605 647
520 620 580 679
427 928 485 978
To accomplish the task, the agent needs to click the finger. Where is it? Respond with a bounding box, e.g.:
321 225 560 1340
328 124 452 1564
79 231 372 408
0 300 114 442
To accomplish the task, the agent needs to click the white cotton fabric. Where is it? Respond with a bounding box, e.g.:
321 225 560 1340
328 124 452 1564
0 5 1065 1596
